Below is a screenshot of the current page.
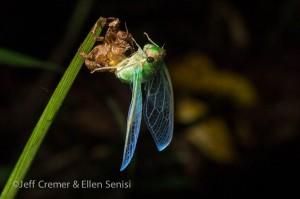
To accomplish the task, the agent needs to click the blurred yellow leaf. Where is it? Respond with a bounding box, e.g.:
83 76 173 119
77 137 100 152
186 118 237 163
170 53 257 107
176 97 208 124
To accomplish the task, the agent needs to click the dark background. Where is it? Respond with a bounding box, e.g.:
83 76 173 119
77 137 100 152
0 0 300 198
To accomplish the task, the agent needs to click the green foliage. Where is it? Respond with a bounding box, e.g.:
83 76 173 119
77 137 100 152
0 48 59 71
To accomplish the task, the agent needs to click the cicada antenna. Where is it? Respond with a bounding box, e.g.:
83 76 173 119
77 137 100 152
131 36 146 56
124 21 128 33
144 32 160 47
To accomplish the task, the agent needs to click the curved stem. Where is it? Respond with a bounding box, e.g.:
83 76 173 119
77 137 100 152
0 17 105 199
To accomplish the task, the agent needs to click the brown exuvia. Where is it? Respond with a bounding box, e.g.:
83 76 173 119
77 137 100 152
81 17 134 73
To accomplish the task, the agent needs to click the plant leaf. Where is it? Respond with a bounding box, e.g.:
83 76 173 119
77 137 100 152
0 48 60 71
0 17 106 199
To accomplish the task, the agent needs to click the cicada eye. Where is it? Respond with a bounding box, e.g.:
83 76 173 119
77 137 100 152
146 56 155 63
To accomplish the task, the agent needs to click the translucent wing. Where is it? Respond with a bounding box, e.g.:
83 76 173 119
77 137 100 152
144 63 174 151
120 67 143 171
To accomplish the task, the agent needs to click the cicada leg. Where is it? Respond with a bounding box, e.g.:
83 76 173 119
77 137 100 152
94 36 104 42
91 66 118 73
79 52 91 59
80 52 104 71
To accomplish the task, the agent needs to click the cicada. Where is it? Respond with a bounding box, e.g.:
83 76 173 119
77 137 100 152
86 33 174 171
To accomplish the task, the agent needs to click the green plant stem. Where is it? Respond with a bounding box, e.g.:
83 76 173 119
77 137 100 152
0 48 60 71
0 17 106 199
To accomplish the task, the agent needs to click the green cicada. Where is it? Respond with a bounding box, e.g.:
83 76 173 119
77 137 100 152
92 33 174 171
